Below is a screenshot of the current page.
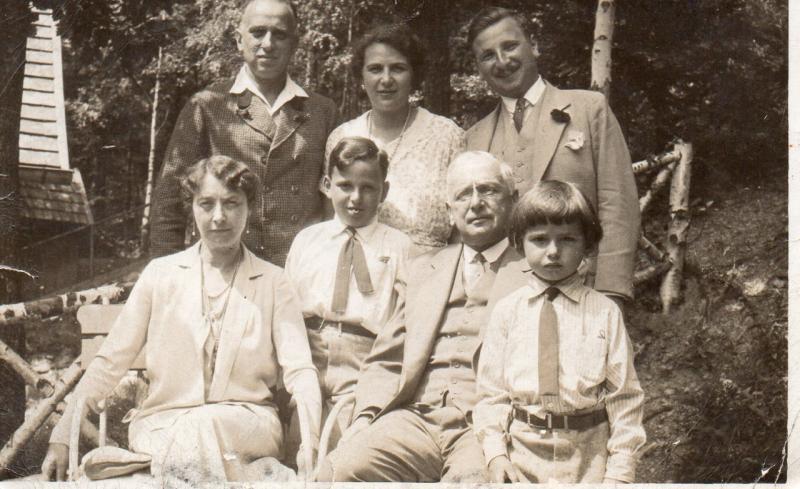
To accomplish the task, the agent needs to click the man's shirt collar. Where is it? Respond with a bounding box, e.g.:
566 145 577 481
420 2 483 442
526 270 584 303
463 238 509 266
229 65 308 115
500 76 545 114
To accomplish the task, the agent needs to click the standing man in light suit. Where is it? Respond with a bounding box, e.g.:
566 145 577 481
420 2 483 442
466 6 639 303
151 0 338 267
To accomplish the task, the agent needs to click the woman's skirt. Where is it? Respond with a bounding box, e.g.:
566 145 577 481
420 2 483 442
128 402 284 483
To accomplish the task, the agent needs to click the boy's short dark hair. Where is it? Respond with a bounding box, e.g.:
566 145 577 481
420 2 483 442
328 136 390 180
351 22 426 90
181 155 260 206
509 180 603 253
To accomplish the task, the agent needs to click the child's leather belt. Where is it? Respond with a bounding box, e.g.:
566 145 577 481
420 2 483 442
304 316 376 339
512 406 607 431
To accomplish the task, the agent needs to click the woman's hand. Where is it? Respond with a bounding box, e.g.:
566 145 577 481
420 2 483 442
488 455 518 483
41 443 69 481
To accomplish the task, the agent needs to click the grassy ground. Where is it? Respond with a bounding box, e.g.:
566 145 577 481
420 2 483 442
7 167 789 482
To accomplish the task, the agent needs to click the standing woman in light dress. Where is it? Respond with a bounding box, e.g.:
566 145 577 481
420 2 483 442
42 156 321 483
326 23 466 255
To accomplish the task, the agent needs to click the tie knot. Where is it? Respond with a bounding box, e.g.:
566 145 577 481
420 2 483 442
474 252 486 264
345 226 357 238
544 287 560 302
515 98 527 112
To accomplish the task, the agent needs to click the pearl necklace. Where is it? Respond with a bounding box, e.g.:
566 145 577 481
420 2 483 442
368 106 414 162
200 247 242 375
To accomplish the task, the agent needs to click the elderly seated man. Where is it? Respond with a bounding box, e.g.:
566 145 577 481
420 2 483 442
316 151 528 482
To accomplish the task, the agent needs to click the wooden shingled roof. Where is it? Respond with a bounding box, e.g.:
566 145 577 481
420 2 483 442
19 7 92 225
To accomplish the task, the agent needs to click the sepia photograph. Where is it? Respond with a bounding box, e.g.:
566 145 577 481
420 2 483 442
0 0 791 485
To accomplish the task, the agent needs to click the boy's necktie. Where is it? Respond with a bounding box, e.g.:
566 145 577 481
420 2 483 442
539 287 561 404
331 227 374 313
513 98 527 132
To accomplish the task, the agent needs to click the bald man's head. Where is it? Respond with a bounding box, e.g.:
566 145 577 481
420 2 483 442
235 0 299 87
446 151 518 251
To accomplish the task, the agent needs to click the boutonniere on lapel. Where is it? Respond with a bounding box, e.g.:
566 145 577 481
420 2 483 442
550 104 571 124
289 98 309 123
564 130 585 151
236 92 252 120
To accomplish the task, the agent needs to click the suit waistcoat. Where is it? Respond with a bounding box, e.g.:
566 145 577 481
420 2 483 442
412 254 495 411
489 101 546 196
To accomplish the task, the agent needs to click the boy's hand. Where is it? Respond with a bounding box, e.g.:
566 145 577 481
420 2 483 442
488 455 518 483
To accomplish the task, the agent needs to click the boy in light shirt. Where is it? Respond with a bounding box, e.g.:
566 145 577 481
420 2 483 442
474 180 645 484
285 136 411 453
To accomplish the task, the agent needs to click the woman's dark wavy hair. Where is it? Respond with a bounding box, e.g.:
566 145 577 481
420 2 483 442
509 180 603 254
180 155 260 206
328 136 389 180
351 22 426 90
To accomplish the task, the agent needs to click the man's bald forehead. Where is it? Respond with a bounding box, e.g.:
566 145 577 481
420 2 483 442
446 151 515 196
239 0 297 30
448 151 501 177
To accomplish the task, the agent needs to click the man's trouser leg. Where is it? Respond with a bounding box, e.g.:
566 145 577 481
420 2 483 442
319 407 443 482
429 406 489 483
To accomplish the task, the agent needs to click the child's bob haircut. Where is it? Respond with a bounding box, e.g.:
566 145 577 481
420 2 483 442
509 180 603 253
328 136 390 180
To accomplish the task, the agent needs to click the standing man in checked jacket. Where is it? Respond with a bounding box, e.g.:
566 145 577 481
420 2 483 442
151 0 338 266
465 7 640 304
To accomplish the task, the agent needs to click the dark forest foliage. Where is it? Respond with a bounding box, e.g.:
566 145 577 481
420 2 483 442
50 0 786 224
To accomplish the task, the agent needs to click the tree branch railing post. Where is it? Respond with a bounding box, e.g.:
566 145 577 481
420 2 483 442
0 362 82 475
659 140 693 313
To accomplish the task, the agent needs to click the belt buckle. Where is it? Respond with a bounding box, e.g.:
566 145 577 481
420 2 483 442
563 414 569 430
545 412 553 430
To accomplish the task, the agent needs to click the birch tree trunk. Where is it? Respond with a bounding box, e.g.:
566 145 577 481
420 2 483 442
591 0 616 100
660 140 693 313
140 46 162 251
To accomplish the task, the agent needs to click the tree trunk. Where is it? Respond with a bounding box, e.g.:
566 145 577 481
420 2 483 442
0 0 31 464
660 140 693 313
590 0 616 100
140 46 162 252
125 130 133 209
304 34 317 91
